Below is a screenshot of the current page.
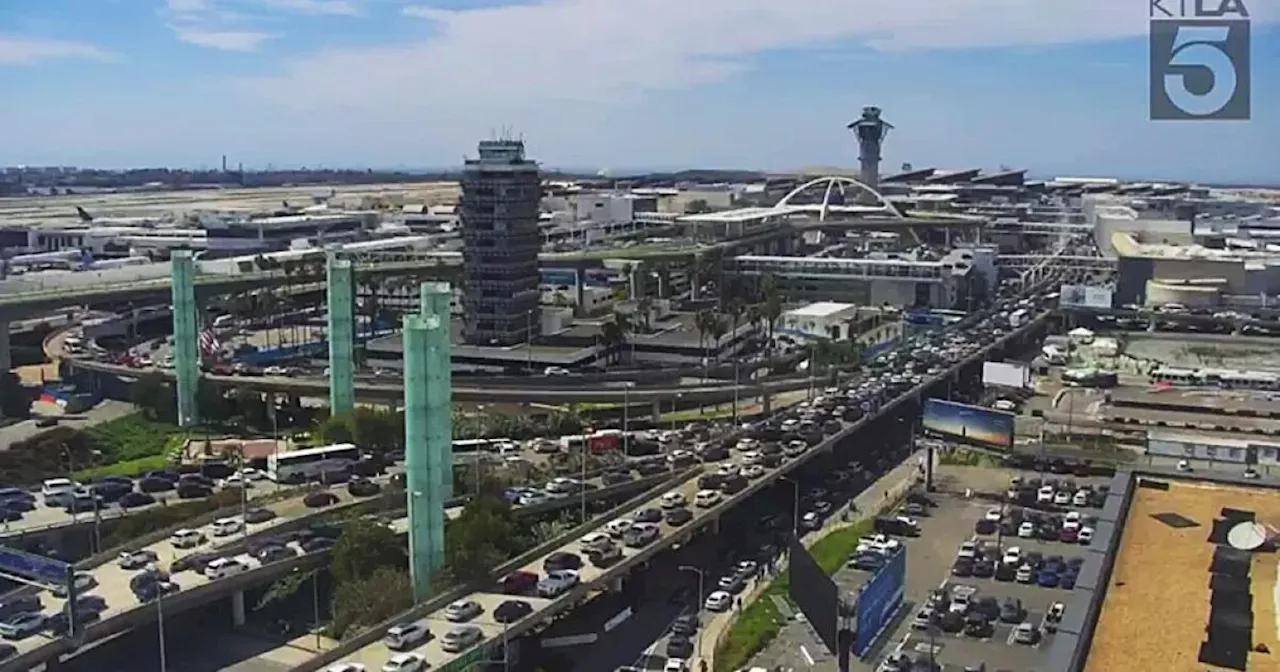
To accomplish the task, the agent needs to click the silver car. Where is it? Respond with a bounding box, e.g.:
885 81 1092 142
440 624 483 652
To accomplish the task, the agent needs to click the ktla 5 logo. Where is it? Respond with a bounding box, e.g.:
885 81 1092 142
1149 0 1251 120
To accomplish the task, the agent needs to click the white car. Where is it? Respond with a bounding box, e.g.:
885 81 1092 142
660 491 687 509
984 508 1003 523
1244 468 1261 480
735 438 759 451
1018 522 1035 538
1036 486 1054 503
444 600 483 622
605 518 634 538
440 624 483 652
694 489 721 507
383 621 430 650
956 541 978 560
1078 526 1095 545
537 570 580 597
740 450 762 465
714 464 739 479
1053 490 1071 505
1016 564 1034 583
1072 490 1091 507
205 557 249 579
1177 459 1192 472
211 517 243 537
1002 547 1022 566
663 660 689 672
171 528 206 549
704 590 732 611
1063 512 1082 529
740 464 765 479
325 664 366 672
382 653 426 672
580 533 614 553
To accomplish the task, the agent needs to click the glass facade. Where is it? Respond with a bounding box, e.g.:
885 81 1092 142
460 140 542 346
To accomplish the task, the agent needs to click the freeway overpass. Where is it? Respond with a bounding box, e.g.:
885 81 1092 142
294 309 1053 672
0 465 670 672
65 356 816 406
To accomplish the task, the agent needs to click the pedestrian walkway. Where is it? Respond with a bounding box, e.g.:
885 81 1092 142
695 450 930 671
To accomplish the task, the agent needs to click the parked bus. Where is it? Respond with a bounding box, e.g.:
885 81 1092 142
266 443 360 482
588 429 623 454
452 439 492 453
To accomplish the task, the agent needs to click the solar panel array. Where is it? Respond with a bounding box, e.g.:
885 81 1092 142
1200 507 1257 670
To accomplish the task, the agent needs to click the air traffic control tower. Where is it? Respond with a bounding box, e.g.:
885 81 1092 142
847 106 893 195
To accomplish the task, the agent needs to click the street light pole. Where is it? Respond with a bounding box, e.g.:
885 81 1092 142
732 357 741 426
623 382 633 458
312 569 321 651
157 589 167 672
782 476 800 536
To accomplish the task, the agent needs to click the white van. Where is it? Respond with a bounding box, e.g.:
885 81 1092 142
41 478 77 506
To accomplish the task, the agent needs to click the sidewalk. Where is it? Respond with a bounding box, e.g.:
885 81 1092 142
693 449 929 671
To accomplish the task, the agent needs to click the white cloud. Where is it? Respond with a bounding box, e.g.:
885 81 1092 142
0 35 115 65
243 0 1187 111
261 0 362 16
169 26 276 51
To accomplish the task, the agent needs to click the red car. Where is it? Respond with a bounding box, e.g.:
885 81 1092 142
499 570 538 595
1059 526 1078 543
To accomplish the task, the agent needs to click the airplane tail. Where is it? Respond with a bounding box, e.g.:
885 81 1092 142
76 206 93 223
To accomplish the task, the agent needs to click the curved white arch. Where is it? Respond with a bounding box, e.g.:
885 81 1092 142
774 175 905 221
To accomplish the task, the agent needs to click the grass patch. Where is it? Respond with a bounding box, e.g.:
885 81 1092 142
84 414 185 463
714 519 874 672
938 447 1003 468
74 454 172 480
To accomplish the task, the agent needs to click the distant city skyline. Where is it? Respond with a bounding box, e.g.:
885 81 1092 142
0 1 1275 182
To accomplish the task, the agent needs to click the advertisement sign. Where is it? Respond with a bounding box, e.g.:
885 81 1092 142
922 398 1016 449
982 361 1030 389
540 268 578 287
854 547 906 656
0 545 70 588
1060 284 1115 309
787 535 839 653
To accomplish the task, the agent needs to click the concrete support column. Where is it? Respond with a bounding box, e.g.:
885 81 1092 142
405 281 453 602
610 576 623 592
326 253 356 415
231 590 246 628
170 251 200 428
0 320 10 373
762 389 772 415
652 398 662 422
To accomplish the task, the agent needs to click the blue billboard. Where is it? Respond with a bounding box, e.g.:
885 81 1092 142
540 268 578 287
0 545 71 587
854 546 905 656
922 398 1016 449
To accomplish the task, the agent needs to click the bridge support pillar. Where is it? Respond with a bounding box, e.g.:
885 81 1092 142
170 251 200 428
762 390 772 415
231 589 246 628
0 320 10 373
651 398 662 422
326 253 356 415
404 282 452 603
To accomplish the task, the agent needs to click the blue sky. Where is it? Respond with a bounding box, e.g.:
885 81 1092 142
1 0 1276 182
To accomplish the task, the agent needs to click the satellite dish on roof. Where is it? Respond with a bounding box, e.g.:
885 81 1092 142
1228 521 1275 551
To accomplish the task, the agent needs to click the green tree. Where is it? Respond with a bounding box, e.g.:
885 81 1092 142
131 371 175 422
444 495 522 583
315 413 357 445
330 517 408 585
352 406 402 454
330 567 413 639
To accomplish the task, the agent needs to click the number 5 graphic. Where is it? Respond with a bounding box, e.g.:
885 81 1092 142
1164 25 1237 116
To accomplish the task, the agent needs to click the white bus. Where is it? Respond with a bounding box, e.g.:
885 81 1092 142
267 443 361 483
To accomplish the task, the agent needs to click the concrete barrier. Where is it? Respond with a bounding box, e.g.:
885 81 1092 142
291 465 704 672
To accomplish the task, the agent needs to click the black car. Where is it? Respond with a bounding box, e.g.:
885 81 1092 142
544 552 582 573
963 615 994 639
971 560 995 579
993 563 1016 582
179 474 215 489
635 461 668 477
951 560 973 577
138 477 176 493
666 636 695 659
304 491 340 508
176 483 213 499
719 475 748 494
0 498 34 513
697 474 724 490
0 595 41 621
244 507 277 524
301 537 336 553
135 580 179 602
671 614 699 636
698 446 729 462
493 600 533 624
170 552 218 574
633 507 663 524
347 479 381 498
601 471 633 486
119 491 157 509
256 545 295 564
664 508 693 526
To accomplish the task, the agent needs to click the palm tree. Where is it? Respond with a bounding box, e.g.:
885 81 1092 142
759 272 782 345
602 311 632 365
707 314 727 362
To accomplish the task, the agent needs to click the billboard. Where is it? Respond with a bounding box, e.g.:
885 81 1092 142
0 545 71 588
982 361 1030 389
1060 284 1114 309
787 535 839 654
540 268 578 287
922 398 1016 449
853 546 906 656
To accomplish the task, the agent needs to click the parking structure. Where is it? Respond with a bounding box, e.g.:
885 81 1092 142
869 464 1112 672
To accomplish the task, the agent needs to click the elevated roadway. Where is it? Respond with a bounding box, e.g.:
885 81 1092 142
296 308 1053 672
0 462 674 672
64 356 816 405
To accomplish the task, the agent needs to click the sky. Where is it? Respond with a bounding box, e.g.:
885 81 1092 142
0 0 1276 182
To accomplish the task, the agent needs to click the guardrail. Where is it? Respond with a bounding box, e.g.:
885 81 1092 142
292 464 705 672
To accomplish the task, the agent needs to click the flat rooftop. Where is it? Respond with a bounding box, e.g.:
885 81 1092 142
783 301 857 319
1087 477 1280 672
1108 387 1280 418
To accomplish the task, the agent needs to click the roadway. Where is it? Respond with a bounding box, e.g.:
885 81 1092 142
313 307 1052 671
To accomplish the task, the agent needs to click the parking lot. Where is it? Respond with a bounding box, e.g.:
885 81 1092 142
864 465 1111 672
